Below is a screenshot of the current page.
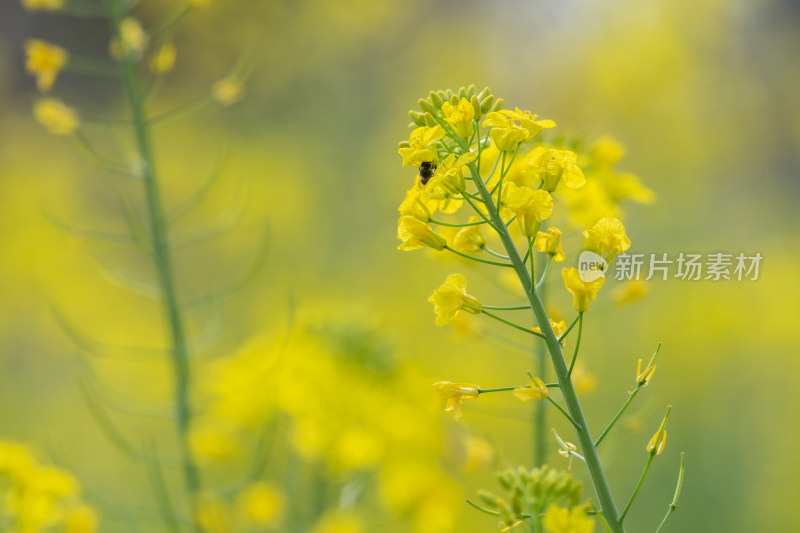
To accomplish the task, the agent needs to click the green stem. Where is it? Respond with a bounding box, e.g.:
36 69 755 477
535 257 552 291
595 383 646 448
444 246 513 267
481 310 545 338
479 383 558 394
567 313 584 377
106 1 203 531
655 453 685 533
429 218 488 227
535 261 549 467
478 386 522 393
559 314 580 343
467 159 625 532
483 247 510 260
621 453 655 521
482 305 531 311
545 397 579 429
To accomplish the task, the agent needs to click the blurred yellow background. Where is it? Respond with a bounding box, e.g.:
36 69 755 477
1 0 798 531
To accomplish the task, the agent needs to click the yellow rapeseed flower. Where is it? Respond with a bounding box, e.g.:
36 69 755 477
25 40 68 93
425 152 477 194
503 183 553 236
109 18 149 60
22 0 63 11
237 482 284 527
213 77 245 106
452 216 486 253
149 41 176 74
613 279 649 306
636 358 657 385
534 227 566 262
0 441 36 479
442 97 475 138
64 504 99 533
398 125 445 166
543 505 595 533
561 267 604 312
398 186 433 222
583 216 631 263
432 381 480 420
500 108 556 138
397 215 447 251
589 136 625 167
647 429 667 455
526 147 586 192
428 273 482 325
481 111 529 152
646 406 671 455
533 319 567 346
513 377 549 401
34 98 79 135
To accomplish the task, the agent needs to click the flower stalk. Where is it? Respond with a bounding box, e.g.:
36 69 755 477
466 154 626 532
105 0 203 530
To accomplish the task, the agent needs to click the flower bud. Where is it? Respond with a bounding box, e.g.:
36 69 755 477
477 490 499 508
429 90 443 109
480 94 495 113
647 406 672 455
470 94 481 120
409 110 426 127
418 98 436 116
424 112 437 128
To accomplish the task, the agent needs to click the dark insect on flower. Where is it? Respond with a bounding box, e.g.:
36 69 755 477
418 161 436 186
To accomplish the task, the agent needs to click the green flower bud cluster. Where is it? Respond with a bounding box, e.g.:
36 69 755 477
477 465 584 529
408 85 502 130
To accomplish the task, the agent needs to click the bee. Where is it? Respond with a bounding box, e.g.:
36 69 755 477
418 161 436 186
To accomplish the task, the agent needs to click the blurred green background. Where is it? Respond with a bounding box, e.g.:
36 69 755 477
1 0 799 531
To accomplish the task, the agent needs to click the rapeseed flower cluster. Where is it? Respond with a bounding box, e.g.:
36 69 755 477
193 320 465 531
394 87 679 533
0 441 98 532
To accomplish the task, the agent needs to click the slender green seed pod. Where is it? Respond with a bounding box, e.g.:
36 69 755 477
409 110 426 127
